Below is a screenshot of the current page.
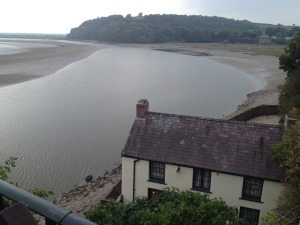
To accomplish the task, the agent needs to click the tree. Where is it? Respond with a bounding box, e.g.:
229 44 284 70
85 188 246 225
263 121 300 225
67 14 261 44
289 27 300 37
278 33 300 118
279 33 300 75
273 121 300 191
262 33 300 225
278 67 300 117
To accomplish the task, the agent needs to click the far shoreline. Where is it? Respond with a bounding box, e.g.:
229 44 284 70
0 40 287 118
1 40 287 218
0 40 104 88
121 43 286 119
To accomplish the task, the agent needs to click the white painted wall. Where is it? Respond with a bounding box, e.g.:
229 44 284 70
122 157 283 224
210 172 282 224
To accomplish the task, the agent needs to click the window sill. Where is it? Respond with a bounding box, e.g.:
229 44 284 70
239 197 264 203
147 179 167 185
191 187 212 194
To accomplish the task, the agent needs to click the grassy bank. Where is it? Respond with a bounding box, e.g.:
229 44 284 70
167 43 286 57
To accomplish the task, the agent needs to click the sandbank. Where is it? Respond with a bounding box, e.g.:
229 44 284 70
0 40 104 88
1 41 286 119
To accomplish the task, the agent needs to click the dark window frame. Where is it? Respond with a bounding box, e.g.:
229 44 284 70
241 176 264 202
192 168 211 192
148 188 162 199
239 207 260 225
149 161 165 184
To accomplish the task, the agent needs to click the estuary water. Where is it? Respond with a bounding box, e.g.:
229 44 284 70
0 43 261 195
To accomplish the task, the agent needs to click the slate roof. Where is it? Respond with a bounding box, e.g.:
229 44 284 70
122 111 284 181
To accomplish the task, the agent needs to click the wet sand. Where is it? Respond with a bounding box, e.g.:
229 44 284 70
0 40 104 88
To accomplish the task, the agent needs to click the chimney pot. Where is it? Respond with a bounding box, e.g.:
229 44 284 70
136 99 149 117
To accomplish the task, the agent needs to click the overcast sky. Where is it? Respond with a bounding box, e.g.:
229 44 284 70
1 0 299 34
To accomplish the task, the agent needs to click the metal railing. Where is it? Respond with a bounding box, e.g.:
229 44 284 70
0 179 97 225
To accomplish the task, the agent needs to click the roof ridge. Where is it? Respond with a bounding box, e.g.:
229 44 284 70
145 111 283 129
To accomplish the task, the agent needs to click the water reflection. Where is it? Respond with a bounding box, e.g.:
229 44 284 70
0 45 259 195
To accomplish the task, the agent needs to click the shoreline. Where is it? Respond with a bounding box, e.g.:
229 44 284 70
122 43 286 118
18 41 285 221
210 53 284 119
1 41 286 119
0 40 104 88
53 165 122 217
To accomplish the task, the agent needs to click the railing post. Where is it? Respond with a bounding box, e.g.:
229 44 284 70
0 194 4 210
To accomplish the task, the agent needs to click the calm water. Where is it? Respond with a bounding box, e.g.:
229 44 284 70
0 43 261 196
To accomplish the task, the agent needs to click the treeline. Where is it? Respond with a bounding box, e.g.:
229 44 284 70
67 14 266 44
265 26 300 38
0 33 66 40
265 25 300 44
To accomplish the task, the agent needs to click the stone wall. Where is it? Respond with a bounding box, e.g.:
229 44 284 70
228 105 279 122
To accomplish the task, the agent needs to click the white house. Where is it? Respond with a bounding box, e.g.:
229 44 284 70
121 99 284 225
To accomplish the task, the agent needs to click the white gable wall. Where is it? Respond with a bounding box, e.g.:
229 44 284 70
122 156 283 224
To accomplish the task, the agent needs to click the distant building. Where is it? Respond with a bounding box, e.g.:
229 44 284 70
259 35 272 44
122 99 284 225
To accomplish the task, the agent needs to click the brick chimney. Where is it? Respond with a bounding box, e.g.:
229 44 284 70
136 99 149 117
284 113 297 128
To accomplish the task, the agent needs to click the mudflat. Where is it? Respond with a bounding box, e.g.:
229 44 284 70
0 41 287 120
0 40 103 87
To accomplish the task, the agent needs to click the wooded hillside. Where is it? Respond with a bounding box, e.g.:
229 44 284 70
67 14 300 44
67 14 264 43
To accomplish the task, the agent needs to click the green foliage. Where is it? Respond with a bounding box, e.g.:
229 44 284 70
85 188 245 225
278 67 300 117
267 121 300 225
279 33 300 75
0 157 17 181
275 185 300 225
278 33 300 118
67 14 262 44
30 188 54 199
1 157 53 202
262 185 300 225
268 35 300 222
273 121 300 190
265 25 288 38
264 25 300 44
261 210 280 225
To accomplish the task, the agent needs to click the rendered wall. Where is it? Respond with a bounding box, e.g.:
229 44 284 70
121 157 283 224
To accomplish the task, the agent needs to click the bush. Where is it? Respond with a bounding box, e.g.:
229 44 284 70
85 188 246 225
